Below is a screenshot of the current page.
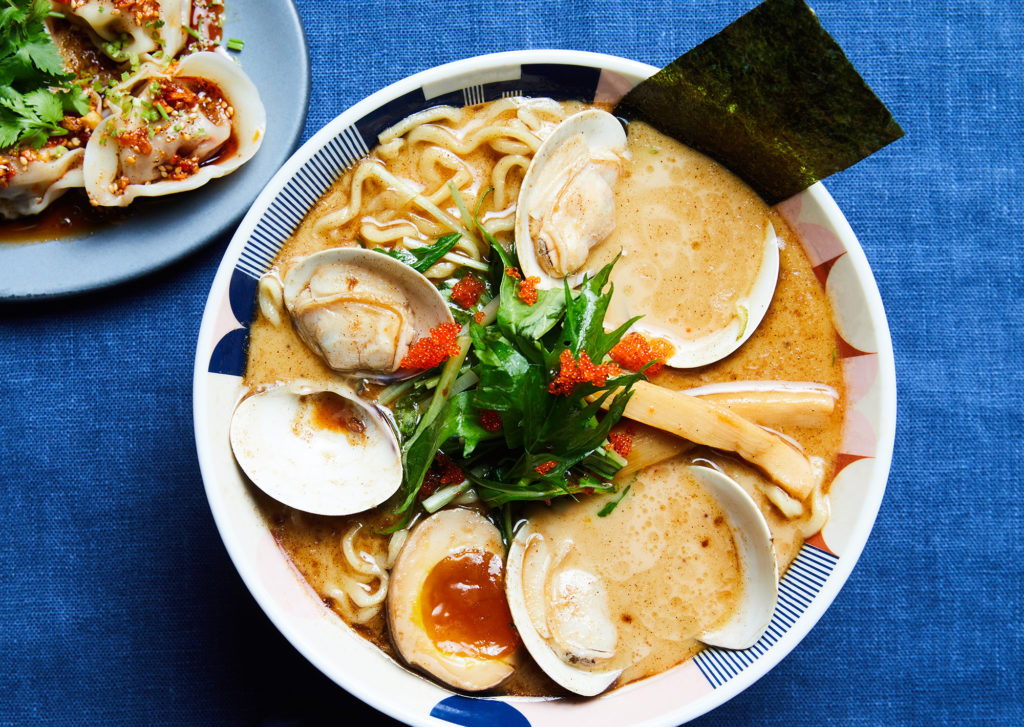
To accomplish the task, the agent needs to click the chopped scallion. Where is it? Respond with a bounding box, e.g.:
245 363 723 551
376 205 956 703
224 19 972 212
226 37 245 52
421 481 472 514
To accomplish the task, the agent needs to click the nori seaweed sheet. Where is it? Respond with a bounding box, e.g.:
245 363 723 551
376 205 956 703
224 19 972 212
614 0 903 204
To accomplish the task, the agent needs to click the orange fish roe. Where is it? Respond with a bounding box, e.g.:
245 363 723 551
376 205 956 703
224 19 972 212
547 349 620 396
438 457 465 484
451 274 485 308
479 409 503 432
419 453 464 499
504 266 539 305
609 332 675 377
400 322 461 370
534 460 558 475
473 311 486 324
517 276 540 306
606 430 633 457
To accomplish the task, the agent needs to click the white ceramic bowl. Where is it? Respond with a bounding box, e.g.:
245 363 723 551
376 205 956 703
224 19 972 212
193 50 896 726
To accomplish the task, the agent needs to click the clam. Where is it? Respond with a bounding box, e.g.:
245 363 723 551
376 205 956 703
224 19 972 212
387 508 519 691
515 109 627 288
515 109 779 369
505 528 623 696
282 248 455 380
84 52 266 206
504 463 778 694
228 380 401 516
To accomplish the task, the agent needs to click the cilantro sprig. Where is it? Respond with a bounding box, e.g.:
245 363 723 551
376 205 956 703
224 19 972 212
0 0 90 150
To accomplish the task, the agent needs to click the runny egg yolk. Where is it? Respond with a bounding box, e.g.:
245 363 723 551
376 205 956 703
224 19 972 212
420 548 519 658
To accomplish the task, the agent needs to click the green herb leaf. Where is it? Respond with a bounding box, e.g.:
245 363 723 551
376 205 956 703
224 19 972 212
597 483 632 517
375 233 460 274
0 0 86 150
24 86 62 123
562 255 640 362
388 208 645 519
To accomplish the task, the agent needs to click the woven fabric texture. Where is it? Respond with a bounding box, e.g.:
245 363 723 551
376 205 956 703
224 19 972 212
1 0 1021 725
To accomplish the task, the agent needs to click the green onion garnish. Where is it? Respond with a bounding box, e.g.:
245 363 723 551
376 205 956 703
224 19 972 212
226 37 245 52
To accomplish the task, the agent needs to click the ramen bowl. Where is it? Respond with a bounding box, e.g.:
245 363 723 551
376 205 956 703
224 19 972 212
193 50 895 726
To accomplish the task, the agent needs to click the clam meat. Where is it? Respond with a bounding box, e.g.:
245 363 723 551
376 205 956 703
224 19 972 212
515 109 628 288
280 247 455 380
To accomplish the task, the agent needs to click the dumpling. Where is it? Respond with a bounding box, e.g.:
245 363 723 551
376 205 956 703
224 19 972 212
50 0 192 61
0 109 102 219
0 147 84 219
83 51 266 207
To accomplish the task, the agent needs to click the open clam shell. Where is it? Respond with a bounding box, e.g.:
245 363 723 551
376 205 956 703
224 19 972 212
688 465 779 650
515 109 627 289
504 463 779 694
505 525 623 696
281 247 455 381
228 380 401 516
514 108 778 369
633 221 779 369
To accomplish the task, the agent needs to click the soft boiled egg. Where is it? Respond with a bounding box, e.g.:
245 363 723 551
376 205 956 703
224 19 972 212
387 508 520 691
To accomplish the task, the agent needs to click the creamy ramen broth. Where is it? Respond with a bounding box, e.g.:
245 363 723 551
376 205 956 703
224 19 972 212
520 457 745 683
242 98 845 696
593 122 772 344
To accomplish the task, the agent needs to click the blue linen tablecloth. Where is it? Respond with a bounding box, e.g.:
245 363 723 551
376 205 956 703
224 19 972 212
1 0 1021 724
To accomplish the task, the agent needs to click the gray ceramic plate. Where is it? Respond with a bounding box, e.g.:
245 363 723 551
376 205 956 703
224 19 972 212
0 0 309 300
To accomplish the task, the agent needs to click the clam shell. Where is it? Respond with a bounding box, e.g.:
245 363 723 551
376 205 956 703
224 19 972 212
515 109 627 289
282 247 455 381
505 525 623 696
633 222 779 369
688 465 779 650
228 380 401 516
